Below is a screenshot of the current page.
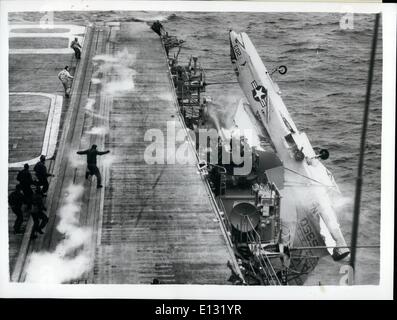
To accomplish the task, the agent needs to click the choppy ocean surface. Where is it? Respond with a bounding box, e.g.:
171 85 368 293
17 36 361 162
9 11 382 285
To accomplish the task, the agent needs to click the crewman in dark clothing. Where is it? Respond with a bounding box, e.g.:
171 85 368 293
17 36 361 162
70 37 82 59
151 20 164 36
8 184 25 234
76 144 110 189
31 187 49 239
34 155 54 196
16 163 36 211
209 166 222 197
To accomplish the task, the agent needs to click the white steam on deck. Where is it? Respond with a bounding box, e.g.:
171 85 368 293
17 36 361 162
25 184 91 283
92 48 137 95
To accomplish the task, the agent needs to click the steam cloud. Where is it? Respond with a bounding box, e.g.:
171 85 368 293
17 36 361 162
68 152 86 168
101 153 119 169
92 48 137 95
25 184 92 283
84 98 96 111
233 100 262 147
91 78 101 84
206 96 239 131
157 92 173 102
86 126 109 135
206 97 261 148
84 98 108 121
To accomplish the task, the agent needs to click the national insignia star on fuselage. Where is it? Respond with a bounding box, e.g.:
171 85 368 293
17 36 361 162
253 86 266 101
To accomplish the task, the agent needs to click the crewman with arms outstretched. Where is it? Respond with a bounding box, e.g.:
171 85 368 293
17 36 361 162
76 144 110 189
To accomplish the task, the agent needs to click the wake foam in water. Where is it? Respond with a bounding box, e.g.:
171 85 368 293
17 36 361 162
121 13 177 23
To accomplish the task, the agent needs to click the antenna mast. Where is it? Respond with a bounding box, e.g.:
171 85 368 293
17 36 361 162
349 13 380 280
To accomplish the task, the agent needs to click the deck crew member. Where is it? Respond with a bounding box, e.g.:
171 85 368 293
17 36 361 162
58 66 74 98
70 37 82 60
31 187 49 239
34 155 54 196
76 144 110 189
16 163 36 211
151 20 164 36
8 184 25 234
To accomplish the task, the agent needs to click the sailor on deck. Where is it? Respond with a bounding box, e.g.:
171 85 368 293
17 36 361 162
34 155 54 196
70 37 82 60
16 163 36 211
76 144 110 189
8 184 25 234
31 187 49 239
58 66 74 98
151 20 164 36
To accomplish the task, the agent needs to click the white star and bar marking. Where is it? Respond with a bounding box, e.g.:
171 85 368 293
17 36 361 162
251 80 269 122
253 86 266 101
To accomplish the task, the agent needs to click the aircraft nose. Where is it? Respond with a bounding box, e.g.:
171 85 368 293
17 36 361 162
229 30 237 44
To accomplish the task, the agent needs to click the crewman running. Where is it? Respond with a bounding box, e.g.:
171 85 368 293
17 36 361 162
16 163 36 211
76 144 110 189
70 37 82 59
31 187 49 239
34 155 54 196
8 184 25 234
58 66 74 98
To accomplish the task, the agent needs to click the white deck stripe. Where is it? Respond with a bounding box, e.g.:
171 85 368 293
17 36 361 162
8 92 63 168
9 24 85 55
10 48 75 55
